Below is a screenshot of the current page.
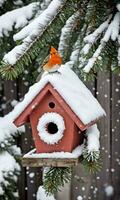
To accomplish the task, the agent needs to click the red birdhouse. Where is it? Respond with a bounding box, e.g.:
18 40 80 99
13 65 105 157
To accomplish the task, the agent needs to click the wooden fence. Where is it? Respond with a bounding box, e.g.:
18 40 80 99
1 71 120 200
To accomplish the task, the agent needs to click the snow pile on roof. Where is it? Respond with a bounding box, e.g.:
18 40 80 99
12 64 105 125
0 151 20 195
37 186 56 200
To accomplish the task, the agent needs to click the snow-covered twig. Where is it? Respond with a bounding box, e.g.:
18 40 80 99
84 17 111 43
66 35 81 68
103 12 120 42
86 124 100 153
83 40 106 73
82 15 112 55
111 12 120 41
58 11 80 56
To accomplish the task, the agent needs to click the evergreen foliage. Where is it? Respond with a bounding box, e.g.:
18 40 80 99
0 0 120 80
43 167 72 195
43 149 102 195
0 0 119 198
82 149 102 174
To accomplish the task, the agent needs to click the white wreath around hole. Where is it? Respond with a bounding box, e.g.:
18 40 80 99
37 112 65 145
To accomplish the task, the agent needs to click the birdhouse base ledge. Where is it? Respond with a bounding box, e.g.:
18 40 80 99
22 149 81 167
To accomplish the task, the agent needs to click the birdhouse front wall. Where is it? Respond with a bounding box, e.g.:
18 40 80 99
29 90 82 153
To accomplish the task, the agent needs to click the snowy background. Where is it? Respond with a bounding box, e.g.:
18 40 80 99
0 0 120 200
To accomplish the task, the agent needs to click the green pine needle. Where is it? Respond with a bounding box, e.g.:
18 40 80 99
82 149 102 174
0 62 24 80
82 158 102 174
43 167 72 195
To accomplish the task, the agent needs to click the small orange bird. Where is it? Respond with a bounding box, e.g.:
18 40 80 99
43 46 62 72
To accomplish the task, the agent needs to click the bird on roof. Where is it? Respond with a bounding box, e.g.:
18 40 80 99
43 46 62 73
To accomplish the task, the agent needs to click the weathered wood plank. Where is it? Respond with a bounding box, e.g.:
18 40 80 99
111 73 120 200
96 71 111 200
56 182 71 200
22 156 80 167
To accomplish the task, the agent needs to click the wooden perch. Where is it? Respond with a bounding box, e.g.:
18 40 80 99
22 157 80 167
22 149 80 167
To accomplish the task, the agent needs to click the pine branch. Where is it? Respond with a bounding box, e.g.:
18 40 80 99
85 0 109 28
0 0 78 80
78 9 120 76
82 149 102 174
43 167 72 195
0 168 20 200
0 2 38 38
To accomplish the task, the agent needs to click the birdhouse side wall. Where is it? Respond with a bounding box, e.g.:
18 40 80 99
72 124 85 150
29 91 77 153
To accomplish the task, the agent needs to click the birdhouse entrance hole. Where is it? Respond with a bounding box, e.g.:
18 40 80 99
47 122 58 134
49 102 55 108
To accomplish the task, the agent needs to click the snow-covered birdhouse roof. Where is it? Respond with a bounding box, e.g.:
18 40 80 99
13 64 105 128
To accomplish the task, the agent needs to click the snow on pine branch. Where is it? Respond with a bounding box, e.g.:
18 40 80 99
58 11 80 57
66 34 81 69
84 124 100 162
13 0 55 41
3 0 64 65
82 6 120 73
0 2 38 37
0 112 24 144
86 124 100 153
0 151 20 195
82 16 112 55
0 112 24 195
69 36 81 65
83 40 106 73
